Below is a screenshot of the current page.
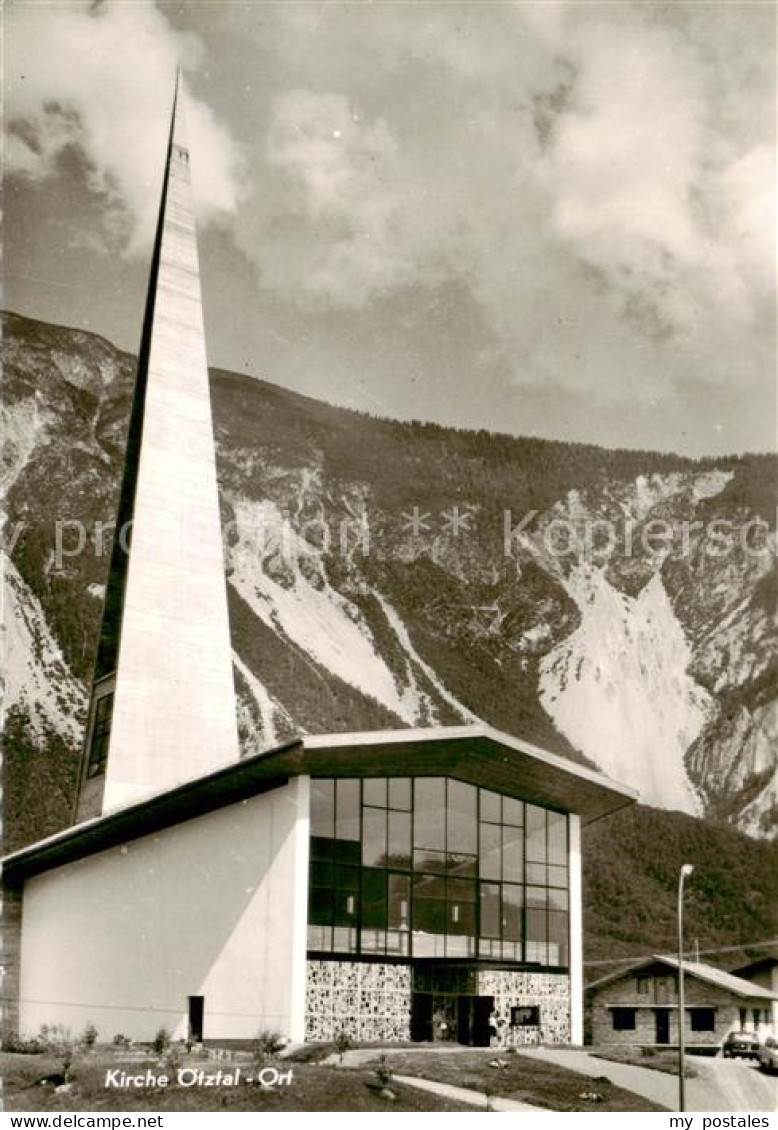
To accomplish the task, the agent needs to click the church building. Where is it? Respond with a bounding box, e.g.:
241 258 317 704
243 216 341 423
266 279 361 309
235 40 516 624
2 77 637 1050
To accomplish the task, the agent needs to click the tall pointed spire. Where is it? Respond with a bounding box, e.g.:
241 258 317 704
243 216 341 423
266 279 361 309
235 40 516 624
75 73 240 820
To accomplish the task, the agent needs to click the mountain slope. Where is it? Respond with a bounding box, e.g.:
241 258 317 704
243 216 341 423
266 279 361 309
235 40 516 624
3 311 777 860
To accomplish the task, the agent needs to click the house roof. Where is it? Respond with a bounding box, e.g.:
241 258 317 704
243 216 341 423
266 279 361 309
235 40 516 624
732 955 778 980
2 723 637 882
587 954 778 1001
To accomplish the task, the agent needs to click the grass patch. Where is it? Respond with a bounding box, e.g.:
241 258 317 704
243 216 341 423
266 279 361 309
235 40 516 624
1 1052 472 1112
590 1047 698 1077
360 1049 669 1112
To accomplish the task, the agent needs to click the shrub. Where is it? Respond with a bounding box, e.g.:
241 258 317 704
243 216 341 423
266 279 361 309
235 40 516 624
374 1055 392 1090
39 1025 75 1080
252 1028 284 1071
163 1042 186 1074
152 1028 171 1055
81 1022 99 1050
334 1029 352 1063
112 1033 132 1048
2 1031 45 1055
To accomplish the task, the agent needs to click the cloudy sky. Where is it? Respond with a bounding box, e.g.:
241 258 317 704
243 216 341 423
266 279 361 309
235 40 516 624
6 0 776 456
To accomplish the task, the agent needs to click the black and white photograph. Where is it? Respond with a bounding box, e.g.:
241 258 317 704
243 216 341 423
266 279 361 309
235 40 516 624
2 0 777 1117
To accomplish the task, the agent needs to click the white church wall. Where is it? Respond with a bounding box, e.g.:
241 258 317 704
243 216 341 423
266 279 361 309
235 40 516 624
19 779 307 1042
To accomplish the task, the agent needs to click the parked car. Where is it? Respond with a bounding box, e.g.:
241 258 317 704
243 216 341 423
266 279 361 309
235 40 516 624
722 1030 761 1059
758 1036 778 1074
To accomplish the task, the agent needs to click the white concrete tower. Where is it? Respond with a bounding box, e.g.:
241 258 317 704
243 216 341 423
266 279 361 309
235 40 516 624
75 74 240 820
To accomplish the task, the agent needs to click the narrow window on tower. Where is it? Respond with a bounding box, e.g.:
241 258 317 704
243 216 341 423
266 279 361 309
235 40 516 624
87 693 114 778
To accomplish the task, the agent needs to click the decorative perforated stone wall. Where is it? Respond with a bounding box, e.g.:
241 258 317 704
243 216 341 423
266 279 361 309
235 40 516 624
477 969 570 1047
305 960 412 1042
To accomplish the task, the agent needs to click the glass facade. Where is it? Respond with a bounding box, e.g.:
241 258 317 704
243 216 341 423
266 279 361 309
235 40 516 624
307 776 569 967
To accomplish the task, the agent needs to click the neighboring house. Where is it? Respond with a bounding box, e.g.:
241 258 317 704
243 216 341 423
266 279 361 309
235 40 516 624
732 956 778 1035
587 956 777 1050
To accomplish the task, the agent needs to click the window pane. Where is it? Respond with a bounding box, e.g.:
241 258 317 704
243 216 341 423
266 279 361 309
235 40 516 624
502 883 523 942
413 873 446 900
332 926 358 953
548 888 568 912
447 899 475 935
413 898 445 935
413 779 445 848
362 806 387 867
548 910 568 966
334 888 359 926
310 780 334 838
526 885 548 908
360 929 385 954
511 1005 540 1027
310 835 334 862
526 908 547 963
612 1008 636 1031
388 874 410 929
526 805 547 863
336 780 360 841
479 789 501 823
479 822 501 879
309 888 333 926
445 933 475 957
332 839 360 864
445 853 477 878
386 930 409 957
88 693 113 776
526 862 545 885
480 882 500 937
414 848 449 873
307 924 331 951
334 866 360 895
548 864 568 889
691 1009 715 1033
448 877 476 904
502 796 523 826
502 826 524 881
547 812 567 864
389 778 412 810
446 780 477 854
310 862 333 888
363 778 387 807
387 810 412 868
362 868 387 929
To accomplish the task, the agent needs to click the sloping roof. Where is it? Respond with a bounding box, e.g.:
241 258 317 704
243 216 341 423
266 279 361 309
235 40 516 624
587 954 778 1001
732 955 778 979
2 723 637 882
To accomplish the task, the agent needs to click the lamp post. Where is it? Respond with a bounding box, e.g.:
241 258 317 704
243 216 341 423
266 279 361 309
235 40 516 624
678 863 694 1112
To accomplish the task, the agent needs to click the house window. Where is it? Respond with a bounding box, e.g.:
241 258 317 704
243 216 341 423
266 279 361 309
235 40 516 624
637 976 649 995
511 1005 540 1027
86 692 114 778
612 1008 637 1031
690 1008 715 1032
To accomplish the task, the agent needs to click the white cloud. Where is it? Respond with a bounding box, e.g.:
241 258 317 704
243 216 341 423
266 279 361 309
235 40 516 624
5 0 246 254
250 2 773 398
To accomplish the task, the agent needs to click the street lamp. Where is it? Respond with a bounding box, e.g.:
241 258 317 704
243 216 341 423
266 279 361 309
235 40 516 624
678 863 694 1112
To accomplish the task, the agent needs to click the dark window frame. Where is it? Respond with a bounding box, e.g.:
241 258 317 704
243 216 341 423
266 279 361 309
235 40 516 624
86 692 114 778
511 1005 540 1027
690 1008 715 1033
612 1007 637 1031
